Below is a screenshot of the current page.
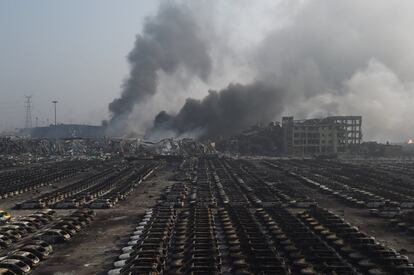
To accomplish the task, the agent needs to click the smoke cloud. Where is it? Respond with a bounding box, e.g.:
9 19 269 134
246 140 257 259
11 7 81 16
293 59 414 142
148 81 285 140
253 0 414 141
109 0 414 142
108 1 211 135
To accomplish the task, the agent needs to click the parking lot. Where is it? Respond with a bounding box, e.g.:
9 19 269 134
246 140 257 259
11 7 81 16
0 157 412 274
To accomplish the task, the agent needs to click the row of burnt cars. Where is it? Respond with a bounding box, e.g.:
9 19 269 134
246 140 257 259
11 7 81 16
106 157 414 274
212 158 414 273
263 159 414 238
0 209 95 274
0 161 84 199
109 203 414 274
106 159 196 274
353 160 414 179
298 206 414 274
265 159 414 219
192 157 414 241
16 162 158 210
236 159 317 208
0 160 97 200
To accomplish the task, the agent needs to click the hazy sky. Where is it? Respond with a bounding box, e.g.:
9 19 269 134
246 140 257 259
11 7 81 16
0 0 157 130
0 0 277 132
2 0 413 142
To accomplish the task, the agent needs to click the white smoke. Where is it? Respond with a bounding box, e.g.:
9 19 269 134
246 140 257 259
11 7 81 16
254 0 414 142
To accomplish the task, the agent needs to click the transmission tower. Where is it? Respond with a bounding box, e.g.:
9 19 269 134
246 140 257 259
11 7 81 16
24 95 33 129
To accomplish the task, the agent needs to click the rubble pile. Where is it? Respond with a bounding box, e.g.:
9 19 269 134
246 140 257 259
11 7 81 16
0 137 139 157
139 138 216 156
0 137 215 158
215 122 283 156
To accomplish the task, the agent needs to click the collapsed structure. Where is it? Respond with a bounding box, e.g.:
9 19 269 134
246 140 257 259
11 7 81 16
282 116 362 155
215 122 283 156
12 115 411 158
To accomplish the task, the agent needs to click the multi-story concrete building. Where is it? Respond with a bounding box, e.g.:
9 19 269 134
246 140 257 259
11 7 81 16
282 116 362 155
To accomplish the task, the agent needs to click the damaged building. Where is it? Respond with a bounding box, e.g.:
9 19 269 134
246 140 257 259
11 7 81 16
282 116 362 156
215 122 283 156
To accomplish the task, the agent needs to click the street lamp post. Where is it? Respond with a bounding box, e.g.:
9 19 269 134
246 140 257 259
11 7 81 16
52 101 58 126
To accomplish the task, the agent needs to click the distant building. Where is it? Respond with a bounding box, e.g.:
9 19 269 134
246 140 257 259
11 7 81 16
29 124 105 139
282 116 362 155
215 122 283 156
360 142 403 157
402 143 414 154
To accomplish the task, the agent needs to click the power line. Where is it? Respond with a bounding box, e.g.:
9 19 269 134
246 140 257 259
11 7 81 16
24 95 33 129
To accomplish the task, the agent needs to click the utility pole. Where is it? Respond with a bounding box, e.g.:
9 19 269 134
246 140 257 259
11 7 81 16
52 100 58 126
35 117 39 128
24 95 33 129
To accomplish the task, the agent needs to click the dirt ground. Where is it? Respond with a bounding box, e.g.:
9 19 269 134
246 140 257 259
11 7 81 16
30 167 176 275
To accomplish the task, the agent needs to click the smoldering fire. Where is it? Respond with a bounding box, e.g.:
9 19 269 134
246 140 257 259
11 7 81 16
147 82 285 140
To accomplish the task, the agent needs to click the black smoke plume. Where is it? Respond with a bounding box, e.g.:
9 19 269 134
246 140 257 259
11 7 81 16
148 81 285 140
108 2 211 135
107 1 414 142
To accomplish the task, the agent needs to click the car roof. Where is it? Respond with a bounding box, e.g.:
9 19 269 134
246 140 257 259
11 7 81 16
0 259 24 264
